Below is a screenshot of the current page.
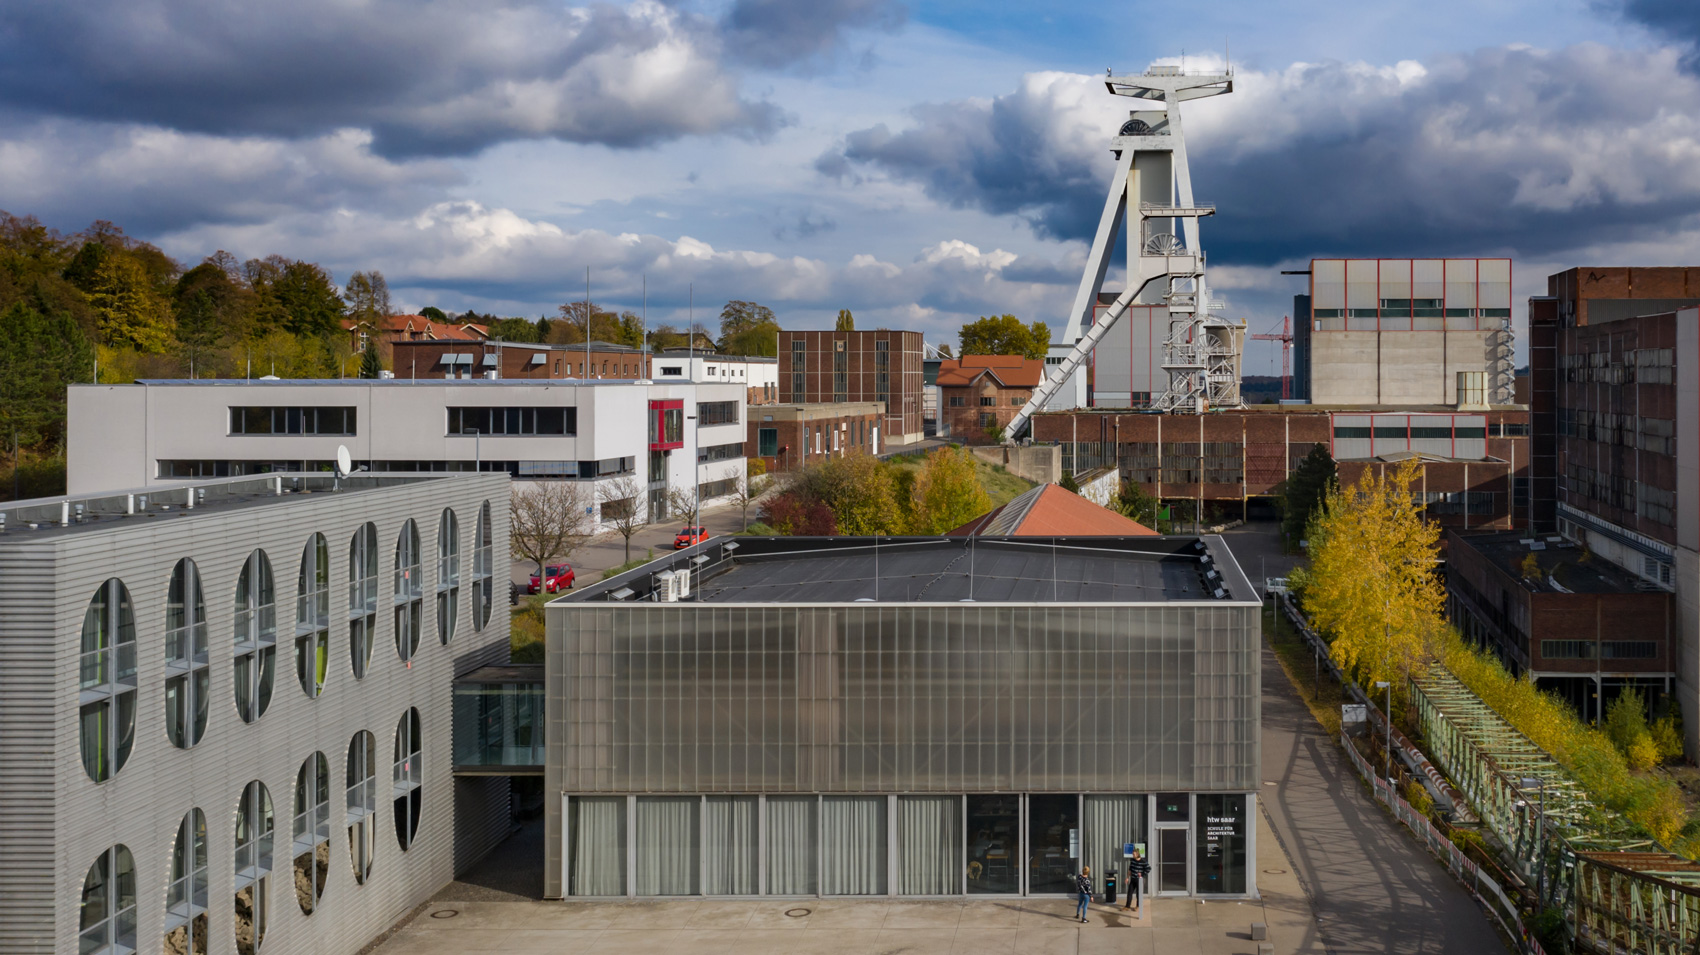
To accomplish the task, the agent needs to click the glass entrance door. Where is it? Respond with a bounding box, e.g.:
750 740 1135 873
1156 828 1189 894
1026 795 1078 894
966 795 1019 894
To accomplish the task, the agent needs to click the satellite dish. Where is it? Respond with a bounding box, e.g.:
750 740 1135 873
336 445 352 478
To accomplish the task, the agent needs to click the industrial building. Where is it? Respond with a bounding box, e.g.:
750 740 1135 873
1032 405 1531 531
389 340 651 382
747 402 886 473
540 533 1261 900
778 330 926 445
1522 266 1700 747
1299 258 1515 407
66 379 747 527
0 472 512 955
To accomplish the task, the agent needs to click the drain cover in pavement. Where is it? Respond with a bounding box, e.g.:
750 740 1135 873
430 910 459 919
785 908 811 918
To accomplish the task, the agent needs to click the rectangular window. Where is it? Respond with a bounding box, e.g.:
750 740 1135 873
661 366 683 376
875 339 890 402
446 407 575 436
1409 427 1452 439
979 396 995 406
758 428 778 457
833 340 848 403
1540 640 1595 660
1454 427 1487 439
948 396 966 407
789 340 805 401
1603 641 1658 659
1372 427 1406 438
698 401 739 426
229 407 358 436
1332 427 1371 439
1195 794 1247 895
1010 396 1026 406
698 442 744 464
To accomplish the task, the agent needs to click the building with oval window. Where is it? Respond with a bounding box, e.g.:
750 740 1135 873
0 472 510 955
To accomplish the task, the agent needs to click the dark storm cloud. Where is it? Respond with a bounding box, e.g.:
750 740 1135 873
0 0 781 157
1616 0 1700 45
823 46 1700 264
721 0 905 68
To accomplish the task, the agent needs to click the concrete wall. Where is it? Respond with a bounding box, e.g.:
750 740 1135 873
969 444 1060 485
1310 328 1496 406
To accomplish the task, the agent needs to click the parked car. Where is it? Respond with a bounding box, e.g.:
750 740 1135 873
674 526 709 549
529 564 576 593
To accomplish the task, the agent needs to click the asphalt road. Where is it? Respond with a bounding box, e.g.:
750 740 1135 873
1223 525 1510 955
509 497 759 589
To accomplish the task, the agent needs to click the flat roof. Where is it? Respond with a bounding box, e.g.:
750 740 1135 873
1034 404 1528 416
115 378 734 388
1450 530 1656 595
0 472 477 540
566 534 1257 605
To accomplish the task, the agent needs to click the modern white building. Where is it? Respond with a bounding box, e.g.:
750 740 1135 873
0 472 512 955
650 350 778 403
67 379 749 527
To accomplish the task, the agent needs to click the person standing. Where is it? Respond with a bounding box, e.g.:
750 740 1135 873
1075 865 1094 922
1121 848 1151 915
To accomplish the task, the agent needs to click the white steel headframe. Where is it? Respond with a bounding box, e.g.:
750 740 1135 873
1011 64 1241 439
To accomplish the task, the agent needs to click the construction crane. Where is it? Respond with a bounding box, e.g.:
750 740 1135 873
1249 315 1293 401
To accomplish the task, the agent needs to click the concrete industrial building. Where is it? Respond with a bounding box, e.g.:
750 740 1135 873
1303 258 1514 407
66 380 747 527
543 533 1261 900
1524 266 1700 747
778 330 925 445
0 472 512 955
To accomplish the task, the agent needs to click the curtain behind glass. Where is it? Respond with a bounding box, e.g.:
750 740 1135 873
897 796 960 895
1085 795 1144 892
766 796 817 895
634 797 698 895
822 797 886 896
570 798 626 896
703 797 756 895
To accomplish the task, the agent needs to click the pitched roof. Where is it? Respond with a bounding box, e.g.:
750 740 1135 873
937 354 1044 388
947 483 1158 537
343 314 489 340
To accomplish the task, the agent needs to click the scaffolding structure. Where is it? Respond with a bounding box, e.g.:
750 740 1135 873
1574 852 1700 955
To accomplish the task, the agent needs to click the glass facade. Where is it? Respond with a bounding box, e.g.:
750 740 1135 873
547 599 1258 899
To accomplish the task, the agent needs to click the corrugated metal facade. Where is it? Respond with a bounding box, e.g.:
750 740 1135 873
0 474 511 955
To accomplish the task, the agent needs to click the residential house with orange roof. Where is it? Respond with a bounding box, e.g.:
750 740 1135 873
937 355 1044 443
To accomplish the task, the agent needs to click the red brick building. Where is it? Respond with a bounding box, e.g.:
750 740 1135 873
390 340 650 380
747 402 884 473
344 314 488 355
1446 529 1673 721
1031 405 1531 531
778 330 924 445
937 355 1042 443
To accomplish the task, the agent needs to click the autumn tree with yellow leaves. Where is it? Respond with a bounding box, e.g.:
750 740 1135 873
1294 459 1444 686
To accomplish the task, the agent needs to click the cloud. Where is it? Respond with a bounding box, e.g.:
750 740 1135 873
1614 0 1700 47
0 0 780 157
822 45 1700 265
158 200 1076 337
721 0 906 69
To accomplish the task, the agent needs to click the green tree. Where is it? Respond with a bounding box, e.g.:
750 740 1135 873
719 300 780 357
175 259 255 341
616 312 645 349
359 345 383 378
1115 480 1161 527
1058 470 1081 493
0 301 94 450
959 314 1052 360
344 270 391 330
908 446 991 533
90 254 174 351
173 289 223 377
1280 443 1337 552
835 309 854 331
795 452 899 534
419 305 448 322
488 317 541 343
248 258 343 338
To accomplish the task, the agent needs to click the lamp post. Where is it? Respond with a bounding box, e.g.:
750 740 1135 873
1374 680 1392 787
1520 776 1547 903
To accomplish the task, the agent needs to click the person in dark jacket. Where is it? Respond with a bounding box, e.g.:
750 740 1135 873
1121 848 1151 915
1075 866 1093 922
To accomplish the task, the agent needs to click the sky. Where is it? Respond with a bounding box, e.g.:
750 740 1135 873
5 0 1700 373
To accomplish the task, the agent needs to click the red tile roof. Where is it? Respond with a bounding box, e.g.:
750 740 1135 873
343 315 489 340
937 355 1044 388
947 483 1158 537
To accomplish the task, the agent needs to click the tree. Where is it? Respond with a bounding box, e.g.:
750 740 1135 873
958 314 1052 360
666 486 702 527
760 490 837 535
718 300 780 357
599 475 647 564
90 254 174 351
1115 480 1161 527
175 259 256 342
0 301 94 450
936 343 953 358
1058 470 1081 493
251 259 343 338
344 271 391 329
1280 443 1337 552
908 446 991 534
510 482 593 581
359 345 383 378
488 317 541 343
835 309 854 331
726 464 765 530
173 288 223 377
792 452 898 534
648 324 688 351
1295 459 1443 687
419 306 448 322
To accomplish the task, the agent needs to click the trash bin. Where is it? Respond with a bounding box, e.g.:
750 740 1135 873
1103 871 1118 905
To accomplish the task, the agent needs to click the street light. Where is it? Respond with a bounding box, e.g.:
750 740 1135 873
1520 776 1547 903
1374 681 1393 787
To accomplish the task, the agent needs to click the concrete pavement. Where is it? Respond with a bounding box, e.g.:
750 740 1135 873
510 497 760 588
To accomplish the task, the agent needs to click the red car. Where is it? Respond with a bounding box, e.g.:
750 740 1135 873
528 564 575 594
674 526 709 549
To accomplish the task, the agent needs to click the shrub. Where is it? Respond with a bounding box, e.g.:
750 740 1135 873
1606 688 1652 757
1404 780 1434 817
1652 715 1686 763
1629 733 1662 771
